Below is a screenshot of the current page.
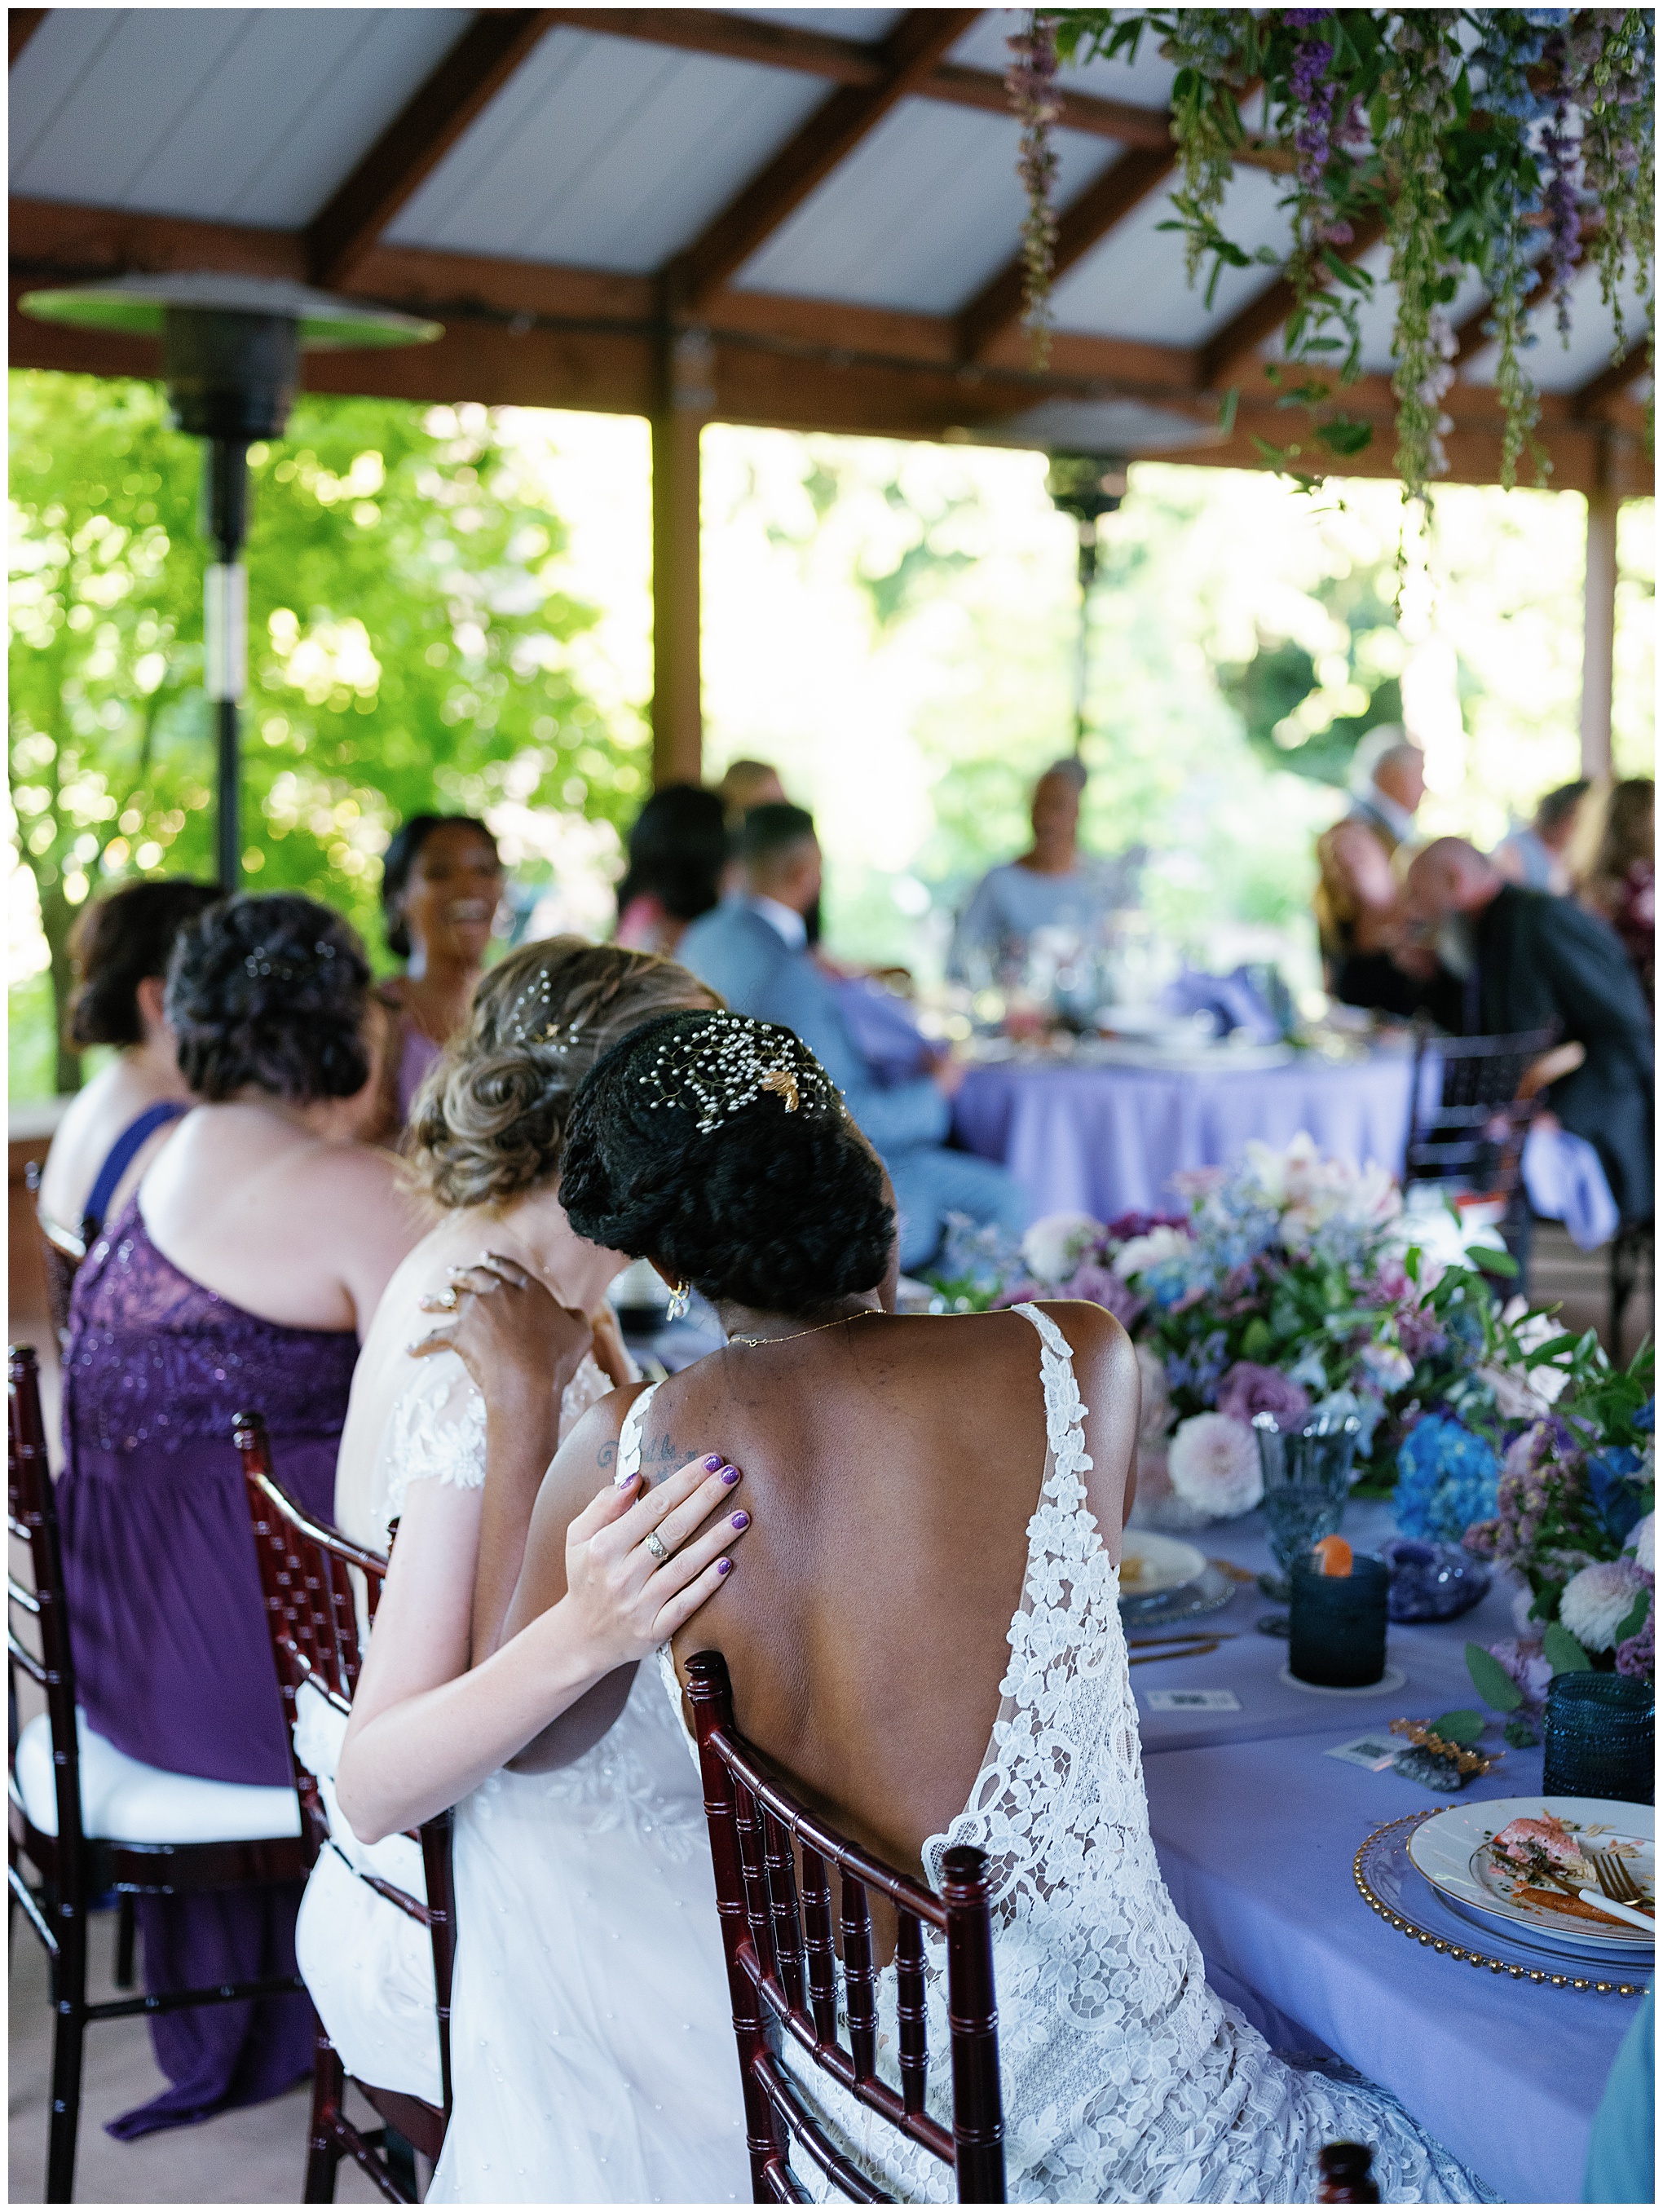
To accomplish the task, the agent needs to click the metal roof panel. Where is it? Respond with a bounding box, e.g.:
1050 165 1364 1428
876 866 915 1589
1051 164 1293 345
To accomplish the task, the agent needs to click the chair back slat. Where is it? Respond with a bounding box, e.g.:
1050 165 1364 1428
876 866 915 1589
8 1344 86 1860
232 1408 456 2135
1405 1022 1558 1187
686 1648 1006 2204
24 1162 84 1348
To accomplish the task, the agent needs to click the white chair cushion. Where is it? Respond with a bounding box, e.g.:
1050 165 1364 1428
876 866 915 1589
11 1711 301 1844
291 1677 425 1895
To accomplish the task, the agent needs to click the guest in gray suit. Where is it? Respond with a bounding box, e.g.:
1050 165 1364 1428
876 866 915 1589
677 805 1029 1272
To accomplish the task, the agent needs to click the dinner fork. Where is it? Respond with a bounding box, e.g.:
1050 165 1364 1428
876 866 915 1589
1586 1848 1648 1908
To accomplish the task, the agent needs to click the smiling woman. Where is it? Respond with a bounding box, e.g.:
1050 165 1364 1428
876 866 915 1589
378 813 506 1122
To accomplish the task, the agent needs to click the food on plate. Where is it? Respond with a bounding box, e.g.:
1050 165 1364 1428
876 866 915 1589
1510 1886 1650 1929
1120 1548 1158 1591
1489 1812 1587 1887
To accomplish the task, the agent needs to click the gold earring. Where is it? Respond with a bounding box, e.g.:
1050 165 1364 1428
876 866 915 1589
666 1279 692 1322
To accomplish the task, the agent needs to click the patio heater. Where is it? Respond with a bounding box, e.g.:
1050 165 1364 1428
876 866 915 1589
1045 452 1127 759
20 275 439 890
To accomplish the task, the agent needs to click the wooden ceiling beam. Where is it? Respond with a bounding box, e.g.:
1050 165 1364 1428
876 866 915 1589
306 11 555 289
957 144 1177 365
1573 337 1652 415
545 8 1174 147
1198 215 1387 390
665 9 982 316
9 10 47 68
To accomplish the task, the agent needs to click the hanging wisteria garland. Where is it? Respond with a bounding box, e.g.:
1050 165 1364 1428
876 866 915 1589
1010 9 1655 500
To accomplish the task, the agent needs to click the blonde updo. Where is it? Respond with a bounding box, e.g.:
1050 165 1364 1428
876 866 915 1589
408 938 718 1210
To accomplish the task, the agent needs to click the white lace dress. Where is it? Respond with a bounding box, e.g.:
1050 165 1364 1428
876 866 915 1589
654 1305 1493 2206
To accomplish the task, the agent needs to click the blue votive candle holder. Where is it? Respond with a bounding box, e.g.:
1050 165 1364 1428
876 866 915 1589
1540 1672 1654 1805
1288 1555 1389 1689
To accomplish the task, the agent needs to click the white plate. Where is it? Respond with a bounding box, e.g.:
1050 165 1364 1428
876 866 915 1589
1407 1797 1654 1958
1118 1531 1208 1599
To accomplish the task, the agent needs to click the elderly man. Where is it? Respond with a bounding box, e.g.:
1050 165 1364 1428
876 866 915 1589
1404 837 1653 1222
678 804 1029 1271
1314 727 1428 1008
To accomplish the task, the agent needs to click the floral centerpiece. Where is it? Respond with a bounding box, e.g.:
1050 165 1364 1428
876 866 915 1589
1005 10 1656 497
930 1131 1535 1527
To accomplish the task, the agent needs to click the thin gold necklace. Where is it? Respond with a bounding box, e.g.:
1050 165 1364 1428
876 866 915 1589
727 1309 878 1349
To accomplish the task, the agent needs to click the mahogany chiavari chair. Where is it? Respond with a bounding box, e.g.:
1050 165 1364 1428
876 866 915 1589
1404 1022 1561 1265
235 1409 456 2205
685 1648 1006 2205
8 1346 308 2202
22 1159 85 1350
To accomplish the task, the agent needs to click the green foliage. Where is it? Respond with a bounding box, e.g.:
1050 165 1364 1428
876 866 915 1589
1465 1640 1525 1713
9 371 638 1090
1216 563 1405 787
1612 1587 1652 1646
1431 1708 1486 1745
1502 1715 1539 1748
1543 1621 1593 1673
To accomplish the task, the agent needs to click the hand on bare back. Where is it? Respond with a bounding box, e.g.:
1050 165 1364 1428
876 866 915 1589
411 1252 592 1405
563 1452 749 1672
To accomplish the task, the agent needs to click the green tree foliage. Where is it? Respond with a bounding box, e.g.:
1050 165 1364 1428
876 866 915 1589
9 372 641 1089
1215 567 1406 788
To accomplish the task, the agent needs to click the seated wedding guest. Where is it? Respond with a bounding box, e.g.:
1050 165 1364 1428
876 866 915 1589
717 756 786 822
950 757 1140 980
379 813 505 1121
1578 775 1655 1007
1405 838 1654 1222
1313 726 1424 971
1340 722 1427 848
613 783 729 956
1493 778 1589 895
678 804 1027 1268
56 892 423 2138
37 878 219 1242
310 948 748 2196
447 1008 1489 2201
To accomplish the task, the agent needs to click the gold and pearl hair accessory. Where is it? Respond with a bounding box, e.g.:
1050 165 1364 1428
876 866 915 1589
640 1013 842 1136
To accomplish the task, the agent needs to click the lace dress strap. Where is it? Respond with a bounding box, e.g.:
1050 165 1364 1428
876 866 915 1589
616 1381 663 1486
1008 1300 1095 1518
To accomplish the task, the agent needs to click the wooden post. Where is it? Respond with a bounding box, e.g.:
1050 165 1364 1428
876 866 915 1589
651 329 708 789
1581 468 1618 781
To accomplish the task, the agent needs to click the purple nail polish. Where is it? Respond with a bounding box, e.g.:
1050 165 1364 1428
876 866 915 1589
704 1454 723 1472
720 1464 741 1486
717 1557 733 1575
730 1510 749 1530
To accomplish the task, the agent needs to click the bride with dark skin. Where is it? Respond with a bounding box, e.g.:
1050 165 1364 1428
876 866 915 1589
434 1010 1489 2205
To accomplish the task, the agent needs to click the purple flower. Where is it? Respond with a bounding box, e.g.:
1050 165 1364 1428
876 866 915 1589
1616 1570 1654 1683
1060 1261 1145 1330
1541 94 1584 338
1104 1209 1186 1243
1215 1362 1312 1427
1290 38 1338 198
1486 1636 1554 1708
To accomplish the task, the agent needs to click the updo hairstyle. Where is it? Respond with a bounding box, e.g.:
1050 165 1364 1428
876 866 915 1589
408 938 717 1211
66 878 223 1049
560 1010 895 1313
615 784 728 925
381 814 499 959
165 894 373 1103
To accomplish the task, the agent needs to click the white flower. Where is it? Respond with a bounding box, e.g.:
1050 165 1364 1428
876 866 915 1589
1559 1558 1652 1652
1135 1342 1170 1443
1112 1225 1193 1282
1021 1211 1103 1287
1360 1341 1414 1391
1167 1413 1263 1517
1128 1443 1215 1531
1628 1512 1655 1574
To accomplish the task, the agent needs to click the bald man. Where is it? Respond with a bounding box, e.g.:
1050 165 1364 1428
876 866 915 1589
1404 838 1653 1221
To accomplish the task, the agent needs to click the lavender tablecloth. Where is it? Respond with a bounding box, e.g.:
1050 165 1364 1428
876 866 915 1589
954 1048 1416 1219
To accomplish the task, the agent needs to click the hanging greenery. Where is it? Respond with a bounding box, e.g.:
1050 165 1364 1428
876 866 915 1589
1009 8 1655 499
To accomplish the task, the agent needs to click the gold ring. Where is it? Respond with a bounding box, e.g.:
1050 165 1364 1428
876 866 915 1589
644 1530 669 1562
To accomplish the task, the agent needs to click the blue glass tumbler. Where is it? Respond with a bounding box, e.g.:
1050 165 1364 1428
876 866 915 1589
1540 1673 1654 1805
1253 1410 1361 1602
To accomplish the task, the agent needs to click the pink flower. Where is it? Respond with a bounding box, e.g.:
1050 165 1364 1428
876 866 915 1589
1215 1362 1312 1428
1167 1413 1263 1517
1486 1636 1553 1708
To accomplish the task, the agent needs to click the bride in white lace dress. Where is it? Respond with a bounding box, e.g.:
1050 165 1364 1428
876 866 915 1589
298 942 752 2197
474 1008 1491 2205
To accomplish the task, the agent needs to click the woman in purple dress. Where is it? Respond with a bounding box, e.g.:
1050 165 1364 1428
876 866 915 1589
377 814 505 1124
58 892 424 2137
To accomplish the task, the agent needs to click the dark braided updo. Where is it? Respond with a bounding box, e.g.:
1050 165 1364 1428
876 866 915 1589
165 893 373 1103
560 1009 896 1311
408 938 717 1210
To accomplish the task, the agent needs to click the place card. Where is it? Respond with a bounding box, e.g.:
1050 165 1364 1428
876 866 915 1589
1325 1733 1401 1772
1143 1688 1242 1712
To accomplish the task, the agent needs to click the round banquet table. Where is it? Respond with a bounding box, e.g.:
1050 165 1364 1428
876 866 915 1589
1132 1499 1641 2203
953 1044 1417 1219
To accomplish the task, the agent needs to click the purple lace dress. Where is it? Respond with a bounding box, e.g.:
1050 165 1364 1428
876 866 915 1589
59 1198 359 2137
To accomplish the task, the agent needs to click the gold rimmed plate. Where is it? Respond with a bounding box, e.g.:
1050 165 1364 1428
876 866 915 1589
1406 1798 1653 1961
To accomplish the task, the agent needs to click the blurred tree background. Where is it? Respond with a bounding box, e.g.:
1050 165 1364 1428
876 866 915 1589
8 371 644 1093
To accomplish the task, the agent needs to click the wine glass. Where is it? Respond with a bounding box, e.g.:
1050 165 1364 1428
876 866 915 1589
1252 1409 1361 1622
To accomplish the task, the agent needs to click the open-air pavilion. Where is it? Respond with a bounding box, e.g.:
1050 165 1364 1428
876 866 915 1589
10 6 1652 793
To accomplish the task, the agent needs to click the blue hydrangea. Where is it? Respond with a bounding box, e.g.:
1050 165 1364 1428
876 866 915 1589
1634 1398 1655 1434
1393 1415 1500 1544
1587 1446 1648 1543
1165 1329 1230 1403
